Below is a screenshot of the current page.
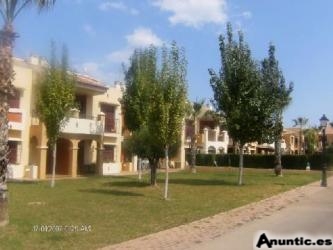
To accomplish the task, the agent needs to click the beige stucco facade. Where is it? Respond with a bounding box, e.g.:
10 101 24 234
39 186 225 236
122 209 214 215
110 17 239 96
7 57 125 180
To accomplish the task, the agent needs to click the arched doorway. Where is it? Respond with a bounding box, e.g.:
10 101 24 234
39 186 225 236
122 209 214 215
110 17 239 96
29 136 39 166
47 138 72 175
208 146 216 154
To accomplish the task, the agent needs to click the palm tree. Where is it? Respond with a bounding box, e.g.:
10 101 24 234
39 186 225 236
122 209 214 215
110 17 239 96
0 0 55 226
188 100 205 173
293 117 308 155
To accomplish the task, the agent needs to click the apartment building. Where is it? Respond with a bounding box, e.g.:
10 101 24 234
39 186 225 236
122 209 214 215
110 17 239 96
184 104 295 156
185 105 229 155
282 128 302 154
7 56 123 179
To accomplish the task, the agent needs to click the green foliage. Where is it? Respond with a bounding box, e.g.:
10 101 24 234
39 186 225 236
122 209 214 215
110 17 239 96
148 42 187 149
123 46 157 131
293 117 308 128
36 44 75 146
191 153 333 170
304 128 318 155
123 43 187 158
123 126 180 160
261 44 293 143
209 23 272 146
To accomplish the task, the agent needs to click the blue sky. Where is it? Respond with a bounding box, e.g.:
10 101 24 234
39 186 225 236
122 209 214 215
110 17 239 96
6 0 333 128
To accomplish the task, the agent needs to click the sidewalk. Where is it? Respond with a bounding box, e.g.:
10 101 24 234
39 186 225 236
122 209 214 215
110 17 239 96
100 176 333 250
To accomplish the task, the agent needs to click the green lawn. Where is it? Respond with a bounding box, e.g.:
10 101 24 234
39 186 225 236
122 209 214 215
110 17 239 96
0 167 322 250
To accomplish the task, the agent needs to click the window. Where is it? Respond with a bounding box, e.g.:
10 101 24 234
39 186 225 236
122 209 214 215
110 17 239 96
103 145 115 163
8 141 20 164
8 89 20 109
75 95 87 117
101 104 116 133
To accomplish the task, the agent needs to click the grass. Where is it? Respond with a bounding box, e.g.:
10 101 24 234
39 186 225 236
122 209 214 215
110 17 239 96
0 167 322 250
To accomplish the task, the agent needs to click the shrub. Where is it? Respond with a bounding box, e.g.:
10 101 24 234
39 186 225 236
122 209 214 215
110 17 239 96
192 153 333 170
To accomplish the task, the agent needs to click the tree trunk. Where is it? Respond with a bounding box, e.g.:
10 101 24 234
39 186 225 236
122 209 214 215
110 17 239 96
164 145 169 200
150 159 157 186
0 24 16 227
190 139 196 173
238 144 244 185
274 139 282 176
0 158 8 226
138 158 142 181
51 143 57 188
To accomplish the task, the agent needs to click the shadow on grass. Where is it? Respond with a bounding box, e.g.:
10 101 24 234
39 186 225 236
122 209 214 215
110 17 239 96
103 180 151 188
79 188 144 197
165 178 237 186
102 178 237 187
7 179 40 185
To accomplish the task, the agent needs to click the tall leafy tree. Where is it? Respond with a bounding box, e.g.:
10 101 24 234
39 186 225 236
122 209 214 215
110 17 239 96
36 44 75 188
0 0 55 226
261 44 293 175
188 99 204 173
149 42 187 199
293 117 308 155
209 23 273 185
304 127 318 155
122 46 160 185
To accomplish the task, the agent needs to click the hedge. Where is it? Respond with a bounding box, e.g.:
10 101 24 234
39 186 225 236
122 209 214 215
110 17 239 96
187 153 333 170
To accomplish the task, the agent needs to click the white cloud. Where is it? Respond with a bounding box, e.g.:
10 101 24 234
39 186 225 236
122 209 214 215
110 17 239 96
81 62 99 74
107 49 132 63
99 1 139 15
106 27 163 65
126 27 163 47
99 1 126 11
76 61 122 84
241 11 252 19
83 24 96 36
153 0 227 28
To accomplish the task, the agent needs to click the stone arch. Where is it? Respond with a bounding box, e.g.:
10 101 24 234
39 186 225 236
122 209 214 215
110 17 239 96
29 136 39 166
208 146 216 154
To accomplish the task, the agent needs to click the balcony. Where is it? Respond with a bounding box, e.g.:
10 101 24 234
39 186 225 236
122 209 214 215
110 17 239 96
61 117 104 135
8 109 24 130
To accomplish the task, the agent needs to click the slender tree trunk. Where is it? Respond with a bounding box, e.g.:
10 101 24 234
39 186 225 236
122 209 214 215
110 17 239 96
51 143 57 188
150 159 157 186
190 138 196 173
164 145 169 200
274 139 282 176
138 158 142 181
0 24 15 227
298 128 302 155
238 144 244 185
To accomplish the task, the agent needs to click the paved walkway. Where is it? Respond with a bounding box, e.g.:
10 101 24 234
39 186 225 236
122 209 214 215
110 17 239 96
100 176 333 250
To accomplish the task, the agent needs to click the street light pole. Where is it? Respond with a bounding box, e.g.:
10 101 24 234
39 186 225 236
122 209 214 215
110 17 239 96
319 114 329 187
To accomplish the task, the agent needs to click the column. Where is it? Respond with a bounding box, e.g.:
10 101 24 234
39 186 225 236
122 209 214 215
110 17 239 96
69 139 79 178
96 142 104 175
37 145 48 179
203 128 208 153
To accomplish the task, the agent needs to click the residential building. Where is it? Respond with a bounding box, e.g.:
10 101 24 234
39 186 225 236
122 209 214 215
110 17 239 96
282 128 302 154
185 105 229 155
7 56 123 179
7 56 186 180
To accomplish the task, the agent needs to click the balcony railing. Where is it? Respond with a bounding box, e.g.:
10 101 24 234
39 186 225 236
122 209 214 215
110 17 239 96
61 117 104 135
8 110 24 130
